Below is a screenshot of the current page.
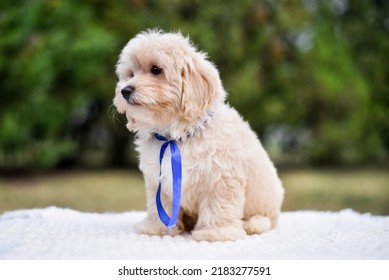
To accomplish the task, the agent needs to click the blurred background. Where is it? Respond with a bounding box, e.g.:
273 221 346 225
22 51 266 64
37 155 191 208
0 0 388 215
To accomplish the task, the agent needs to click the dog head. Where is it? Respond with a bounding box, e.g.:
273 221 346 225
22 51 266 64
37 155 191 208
113 29 225 133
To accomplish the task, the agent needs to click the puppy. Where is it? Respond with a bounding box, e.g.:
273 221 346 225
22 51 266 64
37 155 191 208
113 29 284 242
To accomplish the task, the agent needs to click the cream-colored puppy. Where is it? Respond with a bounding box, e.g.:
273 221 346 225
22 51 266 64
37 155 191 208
113 29 284 242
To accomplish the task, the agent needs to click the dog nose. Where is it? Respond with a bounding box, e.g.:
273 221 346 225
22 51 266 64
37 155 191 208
121 86 135 100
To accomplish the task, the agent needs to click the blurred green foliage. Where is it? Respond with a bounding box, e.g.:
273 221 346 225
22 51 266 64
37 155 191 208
0 0 388 170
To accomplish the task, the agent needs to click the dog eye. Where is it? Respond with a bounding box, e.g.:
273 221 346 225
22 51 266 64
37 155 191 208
151 65 162 75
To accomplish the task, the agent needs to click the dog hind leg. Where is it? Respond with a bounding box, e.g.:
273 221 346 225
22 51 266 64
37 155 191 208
243 215 273 235
191 178 247 242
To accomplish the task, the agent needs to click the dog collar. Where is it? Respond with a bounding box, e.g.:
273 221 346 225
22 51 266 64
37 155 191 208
152 111 214 142
154 133 182 230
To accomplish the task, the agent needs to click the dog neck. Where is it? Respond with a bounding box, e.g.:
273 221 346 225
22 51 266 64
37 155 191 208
147 111 214 142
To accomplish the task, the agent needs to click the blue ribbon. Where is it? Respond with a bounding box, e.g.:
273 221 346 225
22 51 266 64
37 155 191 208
153 133 182 229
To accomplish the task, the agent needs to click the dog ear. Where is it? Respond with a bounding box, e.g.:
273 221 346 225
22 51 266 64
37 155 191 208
180 53 224 121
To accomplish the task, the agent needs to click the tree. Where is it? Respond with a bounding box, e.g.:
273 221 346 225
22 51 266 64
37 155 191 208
1 0 388 170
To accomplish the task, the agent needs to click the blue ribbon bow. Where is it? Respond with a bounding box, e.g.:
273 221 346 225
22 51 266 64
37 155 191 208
153 133 182 229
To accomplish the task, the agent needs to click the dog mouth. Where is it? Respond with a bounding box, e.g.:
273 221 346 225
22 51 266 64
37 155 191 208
126 98 142 106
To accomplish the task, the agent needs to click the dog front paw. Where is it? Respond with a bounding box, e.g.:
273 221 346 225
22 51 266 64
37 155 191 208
191 227 246 242
136 219 183 237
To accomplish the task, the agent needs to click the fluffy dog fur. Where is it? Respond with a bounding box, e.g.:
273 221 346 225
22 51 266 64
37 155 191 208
113 29 284 242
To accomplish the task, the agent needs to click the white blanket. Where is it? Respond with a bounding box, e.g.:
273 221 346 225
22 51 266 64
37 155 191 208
0 207 388 259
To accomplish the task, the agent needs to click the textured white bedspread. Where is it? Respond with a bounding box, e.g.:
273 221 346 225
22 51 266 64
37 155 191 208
0 207 388 259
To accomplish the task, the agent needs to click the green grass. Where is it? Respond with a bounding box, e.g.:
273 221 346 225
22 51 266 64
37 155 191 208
0 169 388 215
0 170 145 213
280 169 389 215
